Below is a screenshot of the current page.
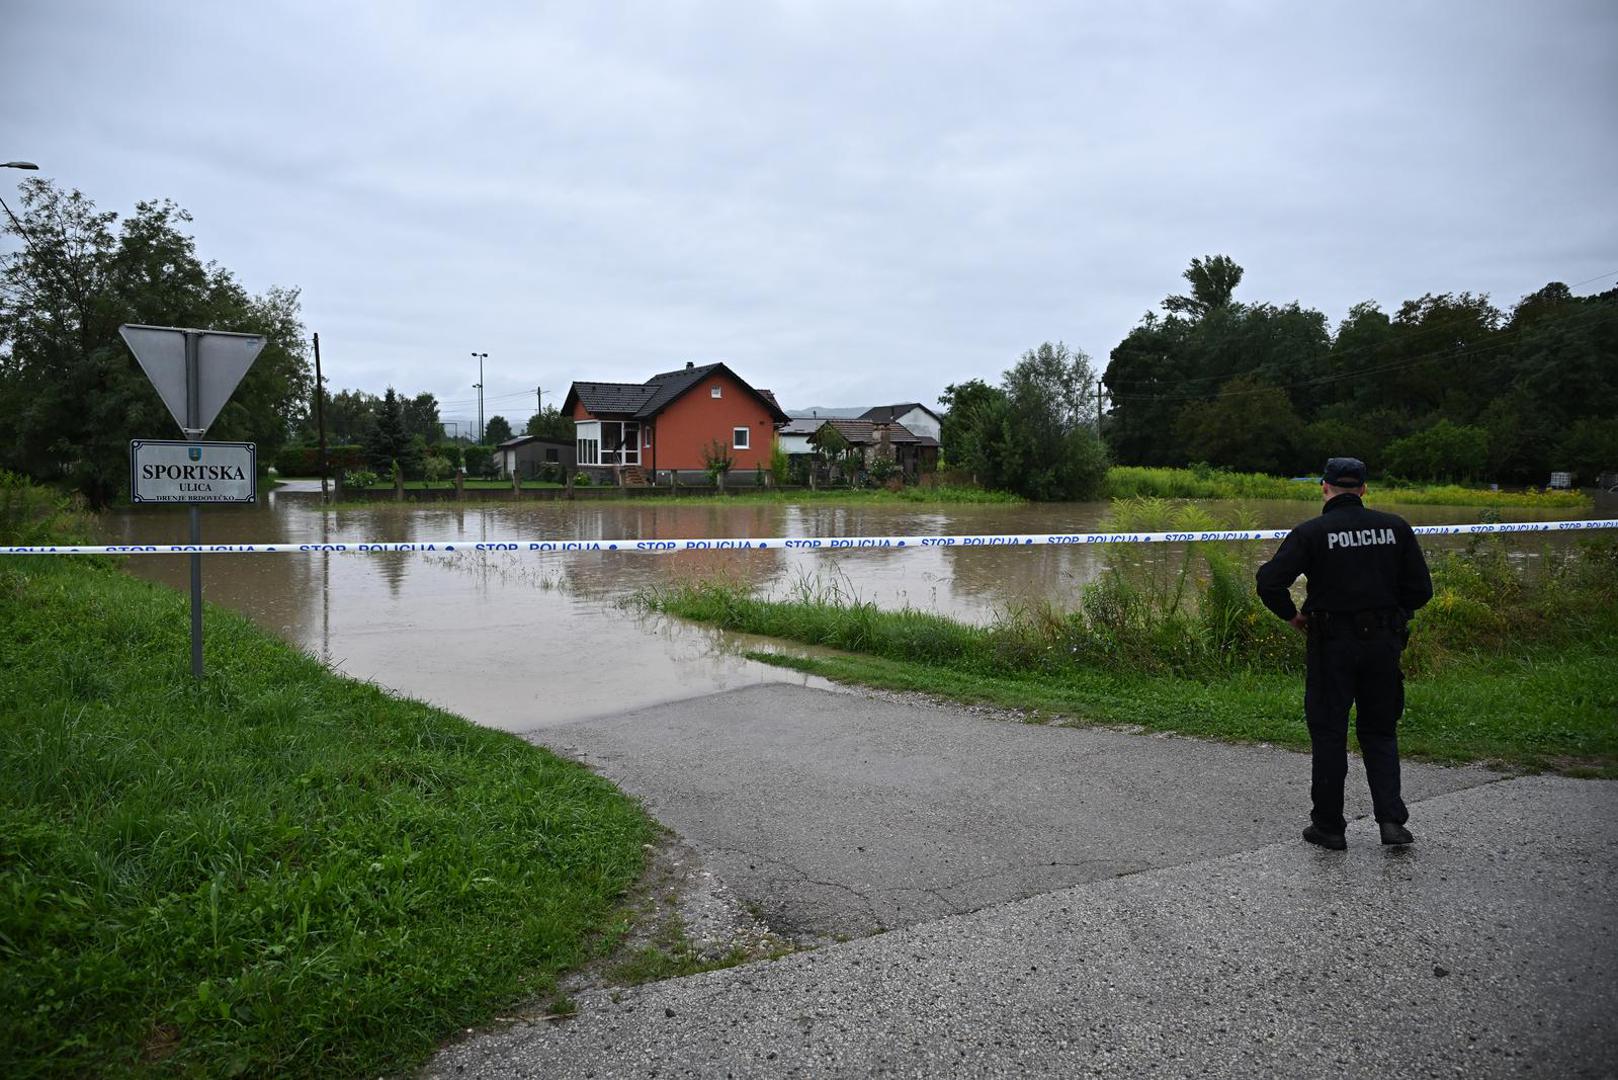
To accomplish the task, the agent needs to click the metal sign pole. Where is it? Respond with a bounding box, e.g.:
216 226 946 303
184 330 205 679
119 322 266 680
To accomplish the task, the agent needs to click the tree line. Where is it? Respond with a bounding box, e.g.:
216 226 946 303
1098 255 1618 485
0 180 309 507
4 181 1609 505
287 388 574 481
0 180 578 500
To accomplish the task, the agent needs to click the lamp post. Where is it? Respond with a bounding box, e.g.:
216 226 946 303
0 160 41 238
471 351 487 442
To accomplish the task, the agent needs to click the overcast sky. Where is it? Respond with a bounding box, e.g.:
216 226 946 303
6 1 1616 432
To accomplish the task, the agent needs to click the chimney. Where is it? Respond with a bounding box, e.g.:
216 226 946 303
686 361 694 369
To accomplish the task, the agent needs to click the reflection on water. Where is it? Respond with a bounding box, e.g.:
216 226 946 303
105 492 1585 728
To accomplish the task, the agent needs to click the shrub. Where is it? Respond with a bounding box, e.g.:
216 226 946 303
463 445 493 478
769 437 789 486
0 471 90 546
701 440 734 490
345 469 379 490
423 455 452 486
272 445 366 476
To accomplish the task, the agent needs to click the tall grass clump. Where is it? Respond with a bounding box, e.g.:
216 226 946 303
0 470 94 547
641 498 1617 686
1102 465 1591 510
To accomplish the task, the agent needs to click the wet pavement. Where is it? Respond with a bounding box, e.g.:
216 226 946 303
541 684 1499 941
424 705 1618 1079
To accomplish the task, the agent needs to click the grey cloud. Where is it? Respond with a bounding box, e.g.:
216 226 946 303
5 0 1614 427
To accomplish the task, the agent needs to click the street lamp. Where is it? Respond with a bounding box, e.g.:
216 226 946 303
471 351 487 442
1 160 41 237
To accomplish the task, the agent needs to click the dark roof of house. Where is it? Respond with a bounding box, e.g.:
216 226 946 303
859 402 942 424
780 417 825 436
568 381 658 416
496 435 572 450
564 362 791 424
810 419 939 447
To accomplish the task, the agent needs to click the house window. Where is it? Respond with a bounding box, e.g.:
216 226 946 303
545 448 559 463
732 426 750 450
644 427 653 447
711 385 722 398
576 438 598 465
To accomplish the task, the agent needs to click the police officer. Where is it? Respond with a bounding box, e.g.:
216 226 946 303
1256 457 1433 850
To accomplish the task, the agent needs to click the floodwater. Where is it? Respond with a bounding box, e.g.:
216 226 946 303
104 492 1592 729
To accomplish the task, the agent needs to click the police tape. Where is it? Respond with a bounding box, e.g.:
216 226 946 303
1 519 1615 557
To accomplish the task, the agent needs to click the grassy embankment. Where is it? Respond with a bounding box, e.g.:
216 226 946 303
1102 465 1593 510
637 498 1618 776
0 478 655 1078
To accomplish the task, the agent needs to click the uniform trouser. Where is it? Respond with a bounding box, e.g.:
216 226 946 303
1304 627 1409 832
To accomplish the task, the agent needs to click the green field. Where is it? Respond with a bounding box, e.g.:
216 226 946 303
0 557 653 1078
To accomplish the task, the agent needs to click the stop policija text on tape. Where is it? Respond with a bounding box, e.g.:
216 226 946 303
2 519 1615 557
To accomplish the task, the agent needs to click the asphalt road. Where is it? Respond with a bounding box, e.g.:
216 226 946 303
538 685 1496 940
421 685 1617 1078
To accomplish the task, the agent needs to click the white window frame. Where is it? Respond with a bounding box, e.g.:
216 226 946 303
711 384 722 398
575 420 601 466
732 426 750 450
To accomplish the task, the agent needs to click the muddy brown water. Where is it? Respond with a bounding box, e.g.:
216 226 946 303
104 493 1592 728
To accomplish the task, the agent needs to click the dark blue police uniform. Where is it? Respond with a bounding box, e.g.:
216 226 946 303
1255 458 1433 847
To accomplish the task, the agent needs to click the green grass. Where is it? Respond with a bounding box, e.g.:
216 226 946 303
1102 466 1593 510
0 559 654 1079
603 914 756 986
745 642 1618 775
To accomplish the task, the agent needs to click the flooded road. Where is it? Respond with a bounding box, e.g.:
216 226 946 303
105 492 1590 728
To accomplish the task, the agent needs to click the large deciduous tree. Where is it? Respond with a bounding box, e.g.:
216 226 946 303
525 405 575 443
402 392 442 444
943 343 1108 501
0 179 310 506
1175 375 1303 476
483 415 513 445
1162 254 1244 320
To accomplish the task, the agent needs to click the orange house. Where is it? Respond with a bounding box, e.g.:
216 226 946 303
562 362 791 483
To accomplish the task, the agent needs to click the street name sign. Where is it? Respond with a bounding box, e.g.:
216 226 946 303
130 440 257 504
119 322 271 679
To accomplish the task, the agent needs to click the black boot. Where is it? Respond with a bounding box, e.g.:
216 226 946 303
1303 824 1346 850
1379 822 1414 846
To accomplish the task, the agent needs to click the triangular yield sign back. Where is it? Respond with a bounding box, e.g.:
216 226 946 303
119 325 267 436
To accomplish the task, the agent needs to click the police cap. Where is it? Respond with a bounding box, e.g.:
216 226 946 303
1322 457 1367 487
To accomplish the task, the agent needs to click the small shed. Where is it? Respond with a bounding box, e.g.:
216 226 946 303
494 435 575 479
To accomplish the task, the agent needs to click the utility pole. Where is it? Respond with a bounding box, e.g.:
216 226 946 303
535 385 544 415
472 351 487 442
313 332 329 501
